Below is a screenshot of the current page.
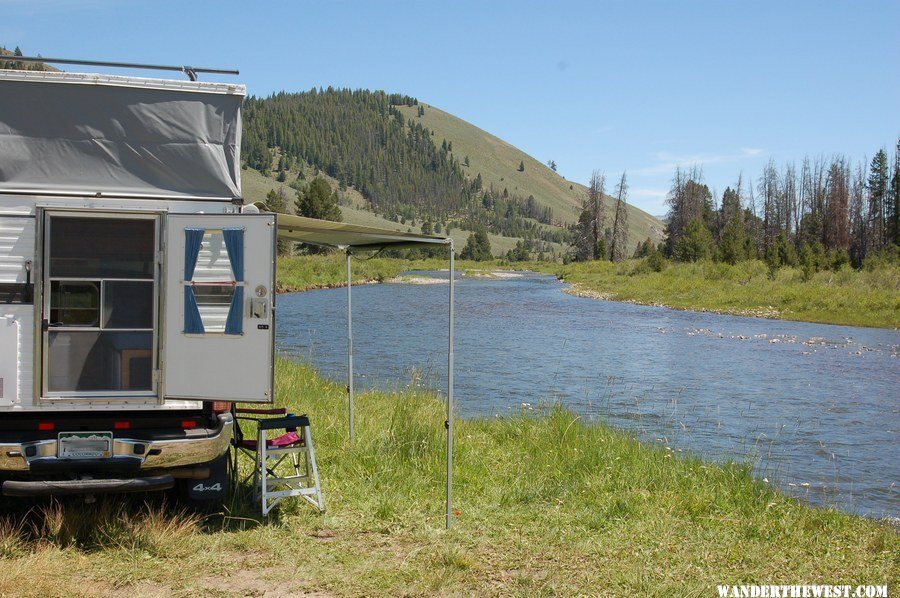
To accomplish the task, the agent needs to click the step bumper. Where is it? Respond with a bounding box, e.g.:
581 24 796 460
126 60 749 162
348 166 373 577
1 474 175 497
0 413 233 472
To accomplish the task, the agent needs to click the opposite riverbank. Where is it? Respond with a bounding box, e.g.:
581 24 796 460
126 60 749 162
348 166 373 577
277 254 899 328
0 358 894 595
540 259 900 329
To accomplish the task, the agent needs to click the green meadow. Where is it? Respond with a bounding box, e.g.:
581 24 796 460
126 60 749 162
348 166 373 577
0 359 895 596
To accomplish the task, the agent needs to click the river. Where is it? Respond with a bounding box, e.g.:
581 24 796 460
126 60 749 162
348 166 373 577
276 270 899 518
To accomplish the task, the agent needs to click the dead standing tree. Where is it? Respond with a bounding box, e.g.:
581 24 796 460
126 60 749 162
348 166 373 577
572 170 607 260
588 170 606 258
824 157 850 253
610 171 629 262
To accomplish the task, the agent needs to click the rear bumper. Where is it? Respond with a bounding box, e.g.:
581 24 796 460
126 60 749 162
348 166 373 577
2 475 175 497
0 413 233 473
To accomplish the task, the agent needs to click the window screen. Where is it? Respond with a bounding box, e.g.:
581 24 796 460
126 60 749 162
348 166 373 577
45 216 156 394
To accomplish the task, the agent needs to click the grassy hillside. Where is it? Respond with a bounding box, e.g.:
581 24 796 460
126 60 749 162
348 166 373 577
0 359 894 595
241 167 568 258
397 103 665 245
0 47 58 71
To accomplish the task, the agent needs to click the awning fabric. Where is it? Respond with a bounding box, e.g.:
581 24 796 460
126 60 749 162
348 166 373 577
0 70 244 200
272 212 450 250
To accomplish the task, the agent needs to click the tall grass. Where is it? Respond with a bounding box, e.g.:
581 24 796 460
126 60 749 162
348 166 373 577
276 253 409 292
1 358 894 595
542 258 900 328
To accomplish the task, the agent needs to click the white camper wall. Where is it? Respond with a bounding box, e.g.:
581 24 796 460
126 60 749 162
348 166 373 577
0 196 251 411
0 215 35 406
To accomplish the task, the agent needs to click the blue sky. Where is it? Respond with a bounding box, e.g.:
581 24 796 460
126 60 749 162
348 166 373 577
3 0 898 215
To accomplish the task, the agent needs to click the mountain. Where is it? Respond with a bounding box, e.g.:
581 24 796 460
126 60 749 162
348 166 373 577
242 89 664 257
394 103 665 245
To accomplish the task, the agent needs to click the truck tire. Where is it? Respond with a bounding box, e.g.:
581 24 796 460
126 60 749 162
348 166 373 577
177 451 229 511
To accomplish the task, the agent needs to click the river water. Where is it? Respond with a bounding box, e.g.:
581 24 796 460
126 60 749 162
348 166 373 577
276 270 899 518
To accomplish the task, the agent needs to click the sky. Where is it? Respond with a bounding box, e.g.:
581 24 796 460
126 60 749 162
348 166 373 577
3 0 899 215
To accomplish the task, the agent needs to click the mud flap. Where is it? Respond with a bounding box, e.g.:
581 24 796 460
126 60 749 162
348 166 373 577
185 452 229 502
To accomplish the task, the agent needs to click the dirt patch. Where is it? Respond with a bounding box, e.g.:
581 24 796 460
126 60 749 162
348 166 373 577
123 566 333 598
563 283 782 320
387 275 448 285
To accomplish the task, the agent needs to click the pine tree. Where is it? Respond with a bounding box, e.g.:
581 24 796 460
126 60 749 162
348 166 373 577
295 177 342 222
266 188 292 255
890 139 900 246
867 149 889 253
674 218 714 262
517 161 525 172
664 167 712 256
460 229 492 261
718 214 750 265
265 188 285 213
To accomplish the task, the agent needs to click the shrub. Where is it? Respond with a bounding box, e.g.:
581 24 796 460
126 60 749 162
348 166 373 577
862 245 900 272
646 250 667 272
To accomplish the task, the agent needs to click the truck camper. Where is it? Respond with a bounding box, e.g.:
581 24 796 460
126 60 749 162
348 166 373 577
0 65 275 505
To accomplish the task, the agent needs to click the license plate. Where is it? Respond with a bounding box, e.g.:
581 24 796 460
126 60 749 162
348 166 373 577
58 432 113 459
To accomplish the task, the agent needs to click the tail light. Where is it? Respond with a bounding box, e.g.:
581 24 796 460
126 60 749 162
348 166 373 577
211 401 232 414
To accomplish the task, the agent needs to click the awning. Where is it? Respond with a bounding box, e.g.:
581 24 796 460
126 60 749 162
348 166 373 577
272 212 450 250
270 210 458 529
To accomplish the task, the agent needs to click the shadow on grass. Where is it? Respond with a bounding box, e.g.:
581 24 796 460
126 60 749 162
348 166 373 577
0 476 278 555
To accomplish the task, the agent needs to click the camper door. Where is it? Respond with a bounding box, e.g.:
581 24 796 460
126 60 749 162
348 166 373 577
163 214 275 403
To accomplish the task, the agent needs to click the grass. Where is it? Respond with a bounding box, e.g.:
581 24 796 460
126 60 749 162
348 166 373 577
276 254 528 293
0 358 896 596
535 258 900 329
276 253 412 293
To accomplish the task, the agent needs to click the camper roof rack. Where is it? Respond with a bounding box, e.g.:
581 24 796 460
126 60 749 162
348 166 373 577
3 56 239 81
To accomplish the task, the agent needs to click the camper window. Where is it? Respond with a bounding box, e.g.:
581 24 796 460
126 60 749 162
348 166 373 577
183 228 245 335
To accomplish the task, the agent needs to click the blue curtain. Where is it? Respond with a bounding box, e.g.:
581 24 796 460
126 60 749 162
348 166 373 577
222 228 245 335
183 228 205 334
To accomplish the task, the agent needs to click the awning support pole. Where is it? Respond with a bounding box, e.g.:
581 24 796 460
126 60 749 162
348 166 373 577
446 241 455 529
347 250 355 445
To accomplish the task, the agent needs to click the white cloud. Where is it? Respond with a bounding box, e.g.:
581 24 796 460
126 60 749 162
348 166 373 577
632 147 766 175
629 187 667 199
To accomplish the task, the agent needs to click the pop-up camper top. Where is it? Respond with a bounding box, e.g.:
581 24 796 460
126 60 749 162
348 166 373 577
0 66 273 504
